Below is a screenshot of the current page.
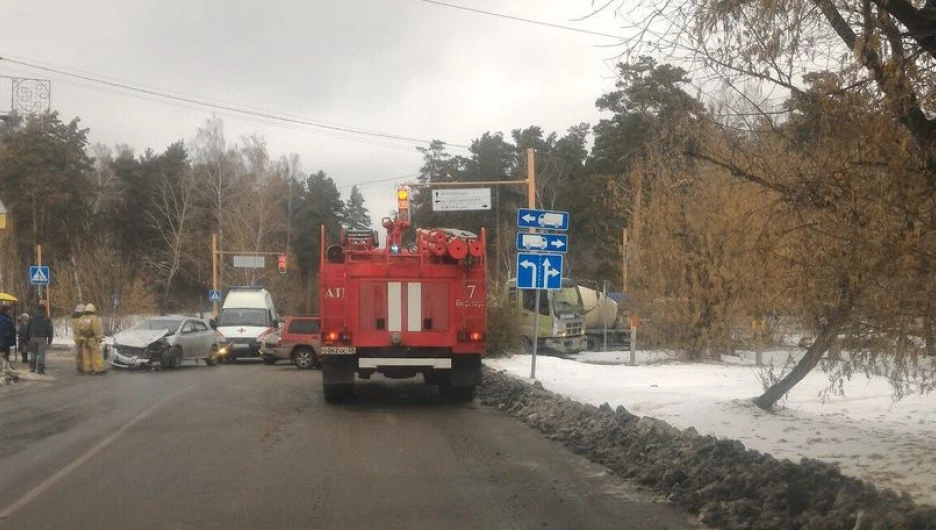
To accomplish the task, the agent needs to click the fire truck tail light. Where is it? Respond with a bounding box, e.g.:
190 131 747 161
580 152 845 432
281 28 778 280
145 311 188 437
326 331 339 343
458 330 484 342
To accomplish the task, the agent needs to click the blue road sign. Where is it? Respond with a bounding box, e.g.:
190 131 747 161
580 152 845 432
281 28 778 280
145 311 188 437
517 208 570 231
516 253 564 290
515 232 568 253
208 290 223 302
28 265 50 285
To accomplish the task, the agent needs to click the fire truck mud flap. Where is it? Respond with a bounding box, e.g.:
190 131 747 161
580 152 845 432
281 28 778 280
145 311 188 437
322 357 356 402
438 355 481 401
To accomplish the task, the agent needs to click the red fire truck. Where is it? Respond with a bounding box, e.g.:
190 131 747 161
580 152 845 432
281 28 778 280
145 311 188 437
318 189 486 402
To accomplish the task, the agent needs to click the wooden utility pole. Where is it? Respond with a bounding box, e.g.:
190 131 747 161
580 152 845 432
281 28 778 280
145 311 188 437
622 228 628 293
211 233 218 316
37 243 48 306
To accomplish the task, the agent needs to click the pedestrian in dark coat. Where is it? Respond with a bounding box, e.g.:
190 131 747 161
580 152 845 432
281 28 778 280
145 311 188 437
0 305 15 362
17 313 29 363
27 302 54 374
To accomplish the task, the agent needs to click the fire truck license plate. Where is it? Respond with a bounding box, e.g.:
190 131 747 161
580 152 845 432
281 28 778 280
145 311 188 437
321 346 356 355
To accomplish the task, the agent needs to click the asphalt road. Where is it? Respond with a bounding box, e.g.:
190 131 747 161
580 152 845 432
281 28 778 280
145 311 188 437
0 353 699 530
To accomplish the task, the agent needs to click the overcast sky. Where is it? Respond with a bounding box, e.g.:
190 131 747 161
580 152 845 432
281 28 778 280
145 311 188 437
0 0 628 222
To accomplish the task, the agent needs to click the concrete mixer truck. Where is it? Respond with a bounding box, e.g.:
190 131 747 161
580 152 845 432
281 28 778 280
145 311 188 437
578 284 631 351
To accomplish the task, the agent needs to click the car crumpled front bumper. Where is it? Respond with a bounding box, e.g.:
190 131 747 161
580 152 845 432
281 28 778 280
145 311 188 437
108 344 165 370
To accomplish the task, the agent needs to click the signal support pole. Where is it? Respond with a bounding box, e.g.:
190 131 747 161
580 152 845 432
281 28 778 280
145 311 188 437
526 148 540 379
406 149 540 375
211 233 218 316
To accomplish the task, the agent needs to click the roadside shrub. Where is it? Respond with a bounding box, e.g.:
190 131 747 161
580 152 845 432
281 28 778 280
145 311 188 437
485 299 521 357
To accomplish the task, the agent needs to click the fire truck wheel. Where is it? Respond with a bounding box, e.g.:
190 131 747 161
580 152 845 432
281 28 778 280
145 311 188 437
322 358 355 402
324 383 353 402
440 384 476 402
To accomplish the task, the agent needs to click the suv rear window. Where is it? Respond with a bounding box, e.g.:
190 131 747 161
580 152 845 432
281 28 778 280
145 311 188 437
287 319 320 335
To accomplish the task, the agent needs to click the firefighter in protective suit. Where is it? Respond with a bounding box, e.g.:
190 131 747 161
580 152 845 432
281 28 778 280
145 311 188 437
78 304 105 375
71 304 85 372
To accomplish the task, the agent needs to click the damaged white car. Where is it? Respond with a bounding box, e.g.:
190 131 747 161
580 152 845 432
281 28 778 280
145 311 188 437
109 316 221 370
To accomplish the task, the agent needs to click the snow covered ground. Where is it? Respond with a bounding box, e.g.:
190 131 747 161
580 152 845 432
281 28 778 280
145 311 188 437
486 350 936 506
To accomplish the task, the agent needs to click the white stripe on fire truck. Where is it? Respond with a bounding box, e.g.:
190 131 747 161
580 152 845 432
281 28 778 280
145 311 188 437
388 282 402 332
407 282 422 332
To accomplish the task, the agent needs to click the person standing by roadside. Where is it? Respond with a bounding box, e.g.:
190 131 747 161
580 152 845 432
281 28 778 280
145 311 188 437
27 301 54 374
78 304 105 375
17 313 30 363
71 304 85 373
0 304 15 363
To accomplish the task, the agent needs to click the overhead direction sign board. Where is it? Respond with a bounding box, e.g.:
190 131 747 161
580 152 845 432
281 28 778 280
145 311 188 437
515 232 568 253
431 188 492 212
28 265 50 285
516 253 564 290
233 256 265 269
517 208 570 231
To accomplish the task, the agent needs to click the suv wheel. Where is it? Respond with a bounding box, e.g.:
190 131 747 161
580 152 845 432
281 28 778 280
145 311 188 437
293 347 316 370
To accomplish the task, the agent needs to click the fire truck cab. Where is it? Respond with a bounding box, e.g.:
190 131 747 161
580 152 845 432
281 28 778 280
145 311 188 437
318 199 486 402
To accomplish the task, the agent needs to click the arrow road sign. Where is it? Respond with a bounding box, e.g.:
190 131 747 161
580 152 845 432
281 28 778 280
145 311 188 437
516 232 568 253
517 208 569 231
208 290 223 302
432 188 492 212
516 252 564 290
28 265 50 285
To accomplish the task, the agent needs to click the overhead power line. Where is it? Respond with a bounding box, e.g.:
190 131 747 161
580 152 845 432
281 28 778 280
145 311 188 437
413 0 624 40
0 54 469 150
337 173 420 189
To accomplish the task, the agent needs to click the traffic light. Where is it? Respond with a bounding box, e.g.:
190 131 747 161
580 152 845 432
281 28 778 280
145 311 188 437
277 253 287 274
397 187 409 211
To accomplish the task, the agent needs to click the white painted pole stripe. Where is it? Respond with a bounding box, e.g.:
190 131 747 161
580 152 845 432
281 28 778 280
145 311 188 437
407 282 422 331
387 282 402 332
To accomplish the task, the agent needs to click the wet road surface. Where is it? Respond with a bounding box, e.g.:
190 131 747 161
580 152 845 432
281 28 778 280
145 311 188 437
0 353 698 529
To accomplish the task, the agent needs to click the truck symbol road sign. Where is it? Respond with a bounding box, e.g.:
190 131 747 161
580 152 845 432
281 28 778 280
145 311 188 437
516 232 568 253
517 208 570 231
516 253 564 290
28 265 50 285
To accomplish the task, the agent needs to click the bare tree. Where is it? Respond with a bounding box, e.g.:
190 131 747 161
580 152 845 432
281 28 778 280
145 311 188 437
192 116 238 286
147 166 197 312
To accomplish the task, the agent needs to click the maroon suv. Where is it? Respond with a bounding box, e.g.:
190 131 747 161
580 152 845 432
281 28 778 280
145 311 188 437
260 316 321 370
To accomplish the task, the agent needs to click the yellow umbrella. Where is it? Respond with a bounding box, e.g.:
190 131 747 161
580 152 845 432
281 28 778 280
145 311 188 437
0 293 18 302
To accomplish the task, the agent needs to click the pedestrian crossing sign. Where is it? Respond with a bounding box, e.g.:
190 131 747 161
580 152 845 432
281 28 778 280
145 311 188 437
29 265 50 285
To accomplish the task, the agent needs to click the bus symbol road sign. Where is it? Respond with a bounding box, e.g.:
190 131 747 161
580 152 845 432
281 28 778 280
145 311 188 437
516 232 568 253
29 265 50 285
517 208 569 231
516 253 563 290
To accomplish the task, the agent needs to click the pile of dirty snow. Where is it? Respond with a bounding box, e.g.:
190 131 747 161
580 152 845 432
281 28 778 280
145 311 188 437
478 367 936 529
487 352 936 506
